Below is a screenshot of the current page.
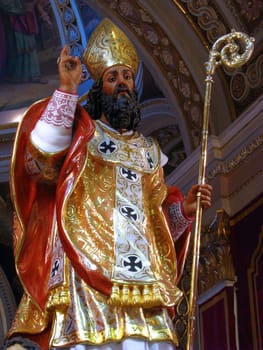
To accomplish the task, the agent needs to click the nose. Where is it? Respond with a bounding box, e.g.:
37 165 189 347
115 82 129 96
117 82 128 90
116 74 127 86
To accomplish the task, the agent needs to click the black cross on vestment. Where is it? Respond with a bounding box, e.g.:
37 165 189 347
51 259 60 277
123 255 143 272
146 151 154 169
99 140 117 154
120 206 138 221
121 167 138 181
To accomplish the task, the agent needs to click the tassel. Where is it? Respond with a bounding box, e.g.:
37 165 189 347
109 283 121 305
142 284 152 305
121 284 130 305
153 283 163 304
131 285 141 305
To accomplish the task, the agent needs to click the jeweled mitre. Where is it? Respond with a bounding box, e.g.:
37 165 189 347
83 18 139 81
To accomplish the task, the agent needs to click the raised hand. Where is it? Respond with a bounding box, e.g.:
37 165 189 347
183 183 213 218
57 45 82 93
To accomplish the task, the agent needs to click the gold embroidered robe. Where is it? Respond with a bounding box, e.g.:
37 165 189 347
8 100 191 349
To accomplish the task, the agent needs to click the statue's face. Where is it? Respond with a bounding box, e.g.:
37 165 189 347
102 65 134 97
100 65 141 131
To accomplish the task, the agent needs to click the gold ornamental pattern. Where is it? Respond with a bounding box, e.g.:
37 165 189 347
62 121 180 307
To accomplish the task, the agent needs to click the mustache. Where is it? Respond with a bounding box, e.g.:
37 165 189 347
113 85 132 98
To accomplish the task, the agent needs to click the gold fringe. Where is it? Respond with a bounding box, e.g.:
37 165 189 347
122 284 130 304
108 283 166 308
142 285 152 305
109 283 121 305
131 285 141 305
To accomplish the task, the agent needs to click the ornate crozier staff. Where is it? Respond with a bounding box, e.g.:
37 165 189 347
186 30 254 350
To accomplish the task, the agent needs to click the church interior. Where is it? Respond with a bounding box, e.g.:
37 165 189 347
0 1 262 349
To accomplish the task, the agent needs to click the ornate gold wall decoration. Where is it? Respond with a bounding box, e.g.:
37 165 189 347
230 53 263 103
174 209 236 348
198 210 236 293
173 0 262 114
207 135 263 180
176 0 228 43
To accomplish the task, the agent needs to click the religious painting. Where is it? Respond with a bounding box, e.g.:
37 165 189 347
0 0 102 114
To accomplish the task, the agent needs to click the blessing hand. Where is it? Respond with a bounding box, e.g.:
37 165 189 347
57 45 82 93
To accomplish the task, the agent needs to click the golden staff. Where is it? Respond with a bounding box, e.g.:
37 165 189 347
186 30 254 350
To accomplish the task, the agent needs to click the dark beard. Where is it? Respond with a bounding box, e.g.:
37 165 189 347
101 87 141 131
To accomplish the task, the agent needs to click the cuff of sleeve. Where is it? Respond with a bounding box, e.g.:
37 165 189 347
167 200 194 242
57 88 79 96
180 200 195 222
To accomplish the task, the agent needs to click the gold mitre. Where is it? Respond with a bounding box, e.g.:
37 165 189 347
83 18 139 81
